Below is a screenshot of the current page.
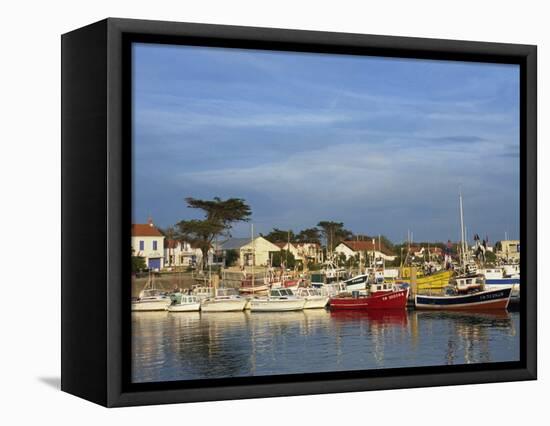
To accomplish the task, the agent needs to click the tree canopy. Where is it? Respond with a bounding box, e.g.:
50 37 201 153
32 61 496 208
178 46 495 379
317 221 352 252
175 197 251 269
263 228 295 243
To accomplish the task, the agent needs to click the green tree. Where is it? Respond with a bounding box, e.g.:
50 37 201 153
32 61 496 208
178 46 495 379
175 197 251 270
224 249 239 267
295 227 322 244
263 228 295 243
271 250 296 269
317 221 352 252
131 248 146 273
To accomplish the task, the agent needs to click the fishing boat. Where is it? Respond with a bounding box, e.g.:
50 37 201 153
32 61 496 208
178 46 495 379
201 288 247 312
295 287 330 309
310 260 349 290
343 272 370 291
415 192 512 310
250 288 306 312
329 281 409 310
131 273 171 311
479 267 520 298
415 276 512 310
166 293 201 312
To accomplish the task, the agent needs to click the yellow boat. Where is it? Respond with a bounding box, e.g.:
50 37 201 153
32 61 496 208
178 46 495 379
401 269 453 291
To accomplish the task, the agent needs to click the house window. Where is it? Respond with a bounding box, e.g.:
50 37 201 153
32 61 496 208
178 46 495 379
153 241 157 251
139 240 144 251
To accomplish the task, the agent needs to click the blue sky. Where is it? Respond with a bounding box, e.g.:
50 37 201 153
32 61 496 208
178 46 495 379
132 43 520 243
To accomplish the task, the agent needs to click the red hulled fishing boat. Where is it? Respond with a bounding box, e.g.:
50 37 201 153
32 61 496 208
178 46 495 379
329 281 409 310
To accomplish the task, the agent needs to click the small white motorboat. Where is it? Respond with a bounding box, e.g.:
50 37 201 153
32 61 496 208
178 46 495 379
295 287 329 309
131 274 171 311
201 288 247 312
166 293 201 312
250 288 306 312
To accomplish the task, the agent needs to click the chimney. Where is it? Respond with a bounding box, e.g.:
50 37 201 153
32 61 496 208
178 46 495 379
147 216 153 227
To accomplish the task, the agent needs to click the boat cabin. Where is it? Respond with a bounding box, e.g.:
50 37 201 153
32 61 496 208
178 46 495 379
139 288 168 300
454 275 483 293
215 288 240 299
270 288 295 298
295 287 321 297
369 281 394 296
192 286 215 299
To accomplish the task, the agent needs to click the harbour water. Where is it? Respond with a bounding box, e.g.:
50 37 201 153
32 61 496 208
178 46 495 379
132 309 519 383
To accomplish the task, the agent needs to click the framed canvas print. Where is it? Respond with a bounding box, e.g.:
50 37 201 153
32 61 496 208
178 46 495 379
61 18 537 407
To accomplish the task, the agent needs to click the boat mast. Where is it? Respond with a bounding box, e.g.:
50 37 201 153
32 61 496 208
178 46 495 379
251 223 255 288
459 191 466 271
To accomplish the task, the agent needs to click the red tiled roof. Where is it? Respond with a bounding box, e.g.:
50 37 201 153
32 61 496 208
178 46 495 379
131 224 163 237
340 240 395 256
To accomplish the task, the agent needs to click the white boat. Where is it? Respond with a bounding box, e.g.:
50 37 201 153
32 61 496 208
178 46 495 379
310 261 349 288
295 287 329 309
201 288 247 312
131 274 171 311
250 288 306 312
166 293 201 312
479 267 520 298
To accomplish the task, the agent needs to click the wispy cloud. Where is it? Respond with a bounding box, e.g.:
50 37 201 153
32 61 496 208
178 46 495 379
132 44 520 241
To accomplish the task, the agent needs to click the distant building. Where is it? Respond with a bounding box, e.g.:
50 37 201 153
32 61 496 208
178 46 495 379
276 242 323 264
131 220 165 270
497 240 520 262
334 240 396 262
164 239 202 268
218 236 281 267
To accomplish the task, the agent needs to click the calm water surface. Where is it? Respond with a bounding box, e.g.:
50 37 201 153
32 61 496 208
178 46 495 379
132 309 519 383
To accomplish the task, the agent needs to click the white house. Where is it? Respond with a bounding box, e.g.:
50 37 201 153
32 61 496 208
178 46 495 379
164 239 203 268
131 221 165 270
334 240 396 262
277 242 323 264
217 236 282 267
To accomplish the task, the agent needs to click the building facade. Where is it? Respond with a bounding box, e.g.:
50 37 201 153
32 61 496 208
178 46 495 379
239 236 281 267
164 239 203 268
279 242 323 264
334 240 396 262
131 221 165 270
497 239 520 262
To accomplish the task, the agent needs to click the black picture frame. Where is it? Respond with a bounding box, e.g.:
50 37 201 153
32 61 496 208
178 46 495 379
61 17 537 407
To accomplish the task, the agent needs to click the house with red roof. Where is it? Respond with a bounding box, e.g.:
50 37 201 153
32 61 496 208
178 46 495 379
131 218 165 270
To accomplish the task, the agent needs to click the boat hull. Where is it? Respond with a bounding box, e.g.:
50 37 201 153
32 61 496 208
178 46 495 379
131 299 170 311
303 296 330 309
250 298 305 312
201 299 247 312
329 289 408 310
484 279 520 299
415 287 512 310
166 303 201 312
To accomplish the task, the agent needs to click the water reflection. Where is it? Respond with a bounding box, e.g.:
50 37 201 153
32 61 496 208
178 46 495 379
132 309 519 383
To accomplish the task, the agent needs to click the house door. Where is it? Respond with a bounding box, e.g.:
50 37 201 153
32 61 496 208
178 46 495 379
148 258 161 270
